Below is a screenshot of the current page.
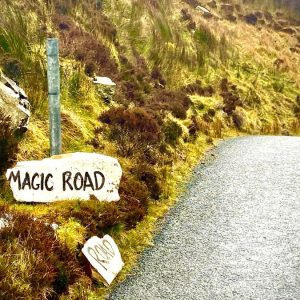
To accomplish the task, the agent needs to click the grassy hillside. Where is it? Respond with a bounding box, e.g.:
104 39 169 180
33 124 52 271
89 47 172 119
0 0 299 298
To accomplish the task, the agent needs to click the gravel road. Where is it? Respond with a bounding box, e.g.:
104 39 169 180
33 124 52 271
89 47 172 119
110 136 300 300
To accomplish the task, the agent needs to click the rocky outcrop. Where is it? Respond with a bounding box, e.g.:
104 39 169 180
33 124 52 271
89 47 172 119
196 5 213 18
0 72 30 132
92 76 116 104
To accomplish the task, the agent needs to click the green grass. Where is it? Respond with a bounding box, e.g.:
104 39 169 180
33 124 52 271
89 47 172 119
0 0 300 298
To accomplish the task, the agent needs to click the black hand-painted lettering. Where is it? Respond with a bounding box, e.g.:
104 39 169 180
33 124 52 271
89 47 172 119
74 172 84 190
21 172 31 190
83 172 94 191
102 240 115 257
8 171 21 190
31 173 40 190
62 171 73 191
40 173 45 190
45 174 54 191
94 171 105 190
88 246 109 271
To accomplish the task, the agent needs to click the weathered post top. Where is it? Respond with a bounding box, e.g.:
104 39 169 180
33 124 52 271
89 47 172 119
47 38 59 57
47 38 62 156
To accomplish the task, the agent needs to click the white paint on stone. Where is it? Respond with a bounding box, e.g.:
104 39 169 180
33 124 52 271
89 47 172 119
0 72 31 130
0 213 13 229
6 152 122 203
51 223 59 231
82 235 124 285
196 5 211 14
93 76 116 86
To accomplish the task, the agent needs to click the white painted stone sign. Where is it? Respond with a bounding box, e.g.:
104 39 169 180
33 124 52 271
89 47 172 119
82 235 124 285
6 152 122 203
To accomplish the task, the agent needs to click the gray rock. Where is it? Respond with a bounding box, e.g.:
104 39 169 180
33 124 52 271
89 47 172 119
92 76 116 104
244 14 258 25
0 71 30 132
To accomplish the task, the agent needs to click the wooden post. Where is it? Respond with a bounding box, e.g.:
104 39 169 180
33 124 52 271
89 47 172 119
47 38 62 156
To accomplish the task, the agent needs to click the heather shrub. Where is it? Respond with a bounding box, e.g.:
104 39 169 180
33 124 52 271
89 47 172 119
0 205 84 299
189 115 210 135
203 108 216 123
183 81 214 97
119 174 150 207
183 0 200 7
63 175 149 232
181 9 193 22
100 107 161 157
164 120 183 145
0 113 19 175
118 53 152 103
59 201 123 237
183 81 204 95
220 78 243 115
232 110 245 130
180 8 196 30
151 66 166 88
131 163 162 200
121 81 147 104
118 175 149 226
294 95 300 117
212 117 224 138
52 14 117 78
2 58 22 82
150 90 191 119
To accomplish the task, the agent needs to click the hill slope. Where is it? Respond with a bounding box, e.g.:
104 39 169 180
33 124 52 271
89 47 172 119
0 0 299 299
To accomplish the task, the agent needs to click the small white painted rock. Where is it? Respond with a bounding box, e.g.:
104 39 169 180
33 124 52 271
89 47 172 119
6 152 122 203
0 213 13 229
93 76 116 86
82 235 124 285
51 223 59 231
196 5 211 14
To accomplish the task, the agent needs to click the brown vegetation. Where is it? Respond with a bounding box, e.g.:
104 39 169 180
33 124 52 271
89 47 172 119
0 114 19 175
0 205 84 299
52 15 117 78
100 107 161 157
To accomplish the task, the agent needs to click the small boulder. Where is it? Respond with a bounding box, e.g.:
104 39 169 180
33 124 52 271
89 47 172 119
93 76 116 104
196 5 213 18
244 14 258 25
93 76 116 86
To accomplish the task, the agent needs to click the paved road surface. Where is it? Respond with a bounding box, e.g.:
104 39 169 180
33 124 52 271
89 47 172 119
110 136 300 300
